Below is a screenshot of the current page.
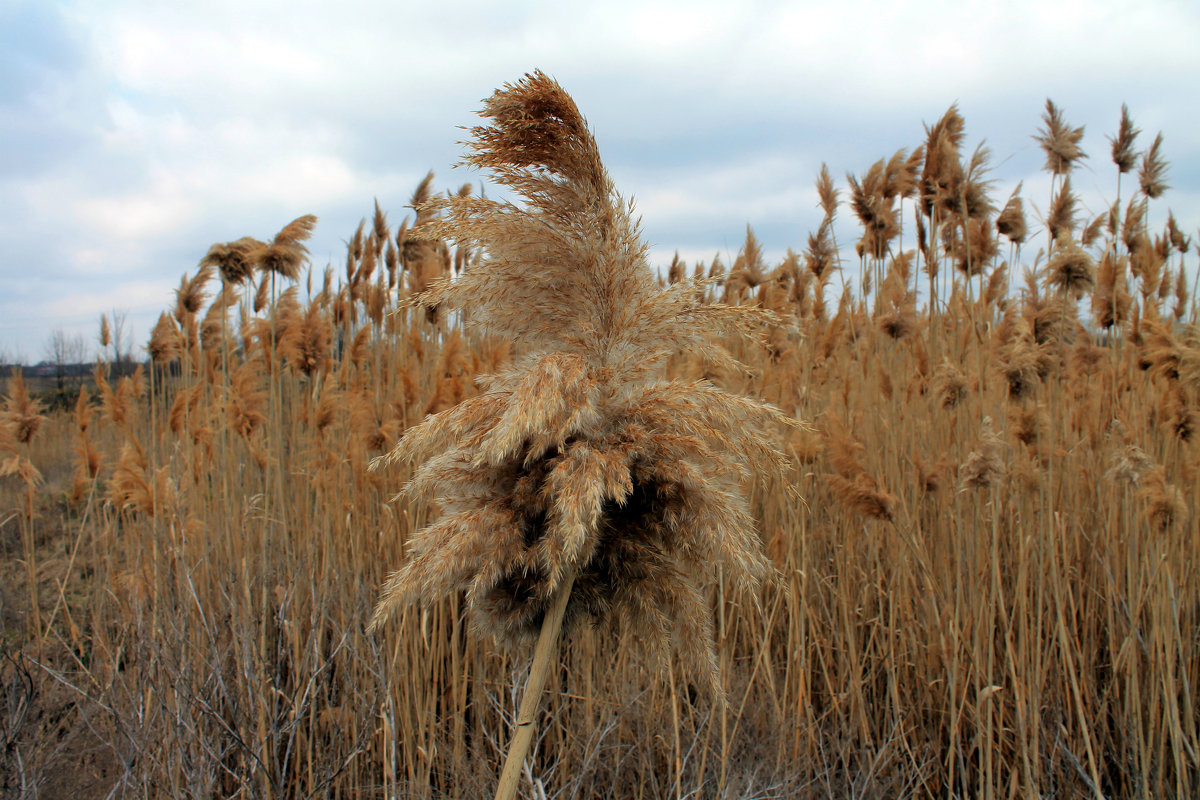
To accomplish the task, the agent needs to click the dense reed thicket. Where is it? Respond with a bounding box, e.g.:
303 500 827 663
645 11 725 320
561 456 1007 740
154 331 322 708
2 84 1198 799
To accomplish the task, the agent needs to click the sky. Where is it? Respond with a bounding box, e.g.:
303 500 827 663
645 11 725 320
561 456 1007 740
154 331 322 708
3 0 1199 363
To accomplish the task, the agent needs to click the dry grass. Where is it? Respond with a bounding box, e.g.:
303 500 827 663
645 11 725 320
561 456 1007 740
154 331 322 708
2 82 1198 799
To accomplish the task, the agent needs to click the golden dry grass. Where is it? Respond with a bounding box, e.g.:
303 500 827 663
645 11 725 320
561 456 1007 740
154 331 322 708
2 81 1198 799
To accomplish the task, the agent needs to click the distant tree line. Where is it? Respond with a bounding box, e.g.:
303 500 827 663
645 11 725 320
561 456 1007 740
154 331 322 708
0 311 141 408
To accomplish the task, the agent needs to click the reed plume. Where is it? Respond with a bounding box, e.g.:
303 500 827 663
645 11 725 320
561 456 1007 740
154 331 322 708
958 416 1005 490
69 386 103 503
1034 99 1086 175
997 323 1044 399
723 226 767 302
962 142 996 220
2 369 46 445
1138 466 1188 533
822 414 897 521
1045 242 1095 299
996 183 1027 245
848 158 900 260
816 162 839 220
933 358 969 408
174 264 213 321
805 218 837 286
370 71 790 686
955 215 999 277
107 441 176 517
252 215 317 282
1138 132 1170 199
1109 103 1141 174
920 104 966 217
1092 251 1131 330
667 252 686 285
200 236 264 285
1166 213 1189 254
877 256 917 338
147 312 183 363
372 197 390 245
1046 176 1078 244
1105 443 1156 485
1081 212 1107 248
200 285 239 355
279 302 333 377
402 171 453 307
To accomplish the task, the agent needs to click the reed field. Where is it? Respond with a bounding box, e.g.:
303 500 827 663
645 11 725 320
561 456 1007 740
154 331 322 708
2 76 1198 799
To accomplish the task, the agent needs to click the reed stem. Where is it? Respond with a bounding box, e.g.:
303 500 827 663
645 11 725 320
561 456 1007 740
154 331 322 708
494 566 577 800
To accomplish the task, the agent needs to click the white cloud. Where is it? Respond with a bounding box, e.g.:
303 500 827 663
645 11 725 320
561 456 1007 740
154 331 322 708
43 281 171 321
75 183 194 243
2 0 1198 359
629 152 818 228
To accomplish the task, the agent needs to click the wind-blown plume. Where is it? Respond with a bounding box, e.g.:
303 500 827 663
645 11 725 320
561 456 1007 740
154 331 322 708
996 183 1027 245
723 226 767 302
816 163 839 220
401 171 453 307
370 71 791 685
1046 176 1078 244
200 236 264 285
1045 242 1095 299
252 215 317 282
1138 132 1170 199
1092 251 1131 330
2 369 45 445
1034 99 1086 175
1109 104 1141 174
920 104 966 217
174 264 213 322
958 416 1005 490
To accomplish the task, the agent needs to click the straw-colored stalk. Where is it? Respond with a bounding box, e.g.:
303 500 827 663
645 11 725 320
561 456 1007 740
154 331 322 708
494 565 576 800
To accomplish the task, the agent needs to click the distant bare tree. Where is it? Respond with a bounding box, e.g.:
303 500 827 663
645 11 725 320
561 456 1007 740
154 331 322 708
44 328 90 392
0 345 22 382
110 309 134 370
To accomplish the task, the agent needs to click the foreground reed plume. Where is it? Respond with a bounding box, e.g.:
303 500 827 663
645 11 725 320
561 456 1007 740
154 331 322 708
369 70 791 797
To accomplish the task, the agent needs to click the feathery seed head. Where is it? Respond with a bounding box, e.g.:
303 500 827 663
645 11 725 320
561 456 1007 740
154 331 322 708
1138 467 1187 532
371 72 791 686
958 417 1005 490
816 163 839 219
1046 176 1078 245
1092 251 1131 330
1138 132 1170 199
920 104 966 216
174 264 213 321
1045 242 1095 299
1109 103 1141 174
996 183 1027 245
2 369 46 445
1034 99 1086 176
933 359 969 408
201 236 264 285
250 215 317 282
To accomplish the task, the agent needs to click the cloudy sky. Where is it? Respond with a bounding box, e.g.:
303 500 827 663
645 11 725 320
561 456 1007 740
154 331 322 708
3 0 1199 362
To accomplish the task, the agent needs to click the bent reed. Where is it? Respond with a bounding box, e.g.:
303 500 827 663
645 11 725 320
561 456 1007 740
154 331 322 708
370 72 790 689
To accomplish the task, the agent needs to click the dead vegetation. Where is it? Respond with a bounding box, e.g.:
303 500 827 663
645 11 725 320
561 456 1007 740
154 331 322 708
2 79 1198 798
